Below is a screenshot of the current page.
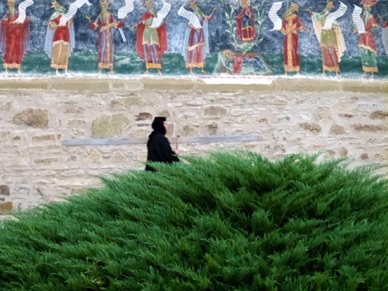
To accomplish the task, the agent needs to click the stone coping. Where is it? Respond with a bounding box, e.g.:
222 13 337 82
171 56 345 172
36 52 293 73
0 75 386 93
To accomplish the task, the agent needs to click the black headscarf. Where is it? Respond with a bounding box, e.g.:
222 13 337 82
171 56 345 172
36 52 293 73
147 117 166 146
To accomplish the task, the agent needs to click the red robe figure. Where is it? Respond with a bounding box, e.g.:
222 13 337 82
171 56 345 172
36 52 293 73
87 0 124 74
280 2 305 75
180 1 215 74
357 0 379 77
44 0 75 75
311 1 346 76
234 0 255 42
135 0 167 74
0 0 30 74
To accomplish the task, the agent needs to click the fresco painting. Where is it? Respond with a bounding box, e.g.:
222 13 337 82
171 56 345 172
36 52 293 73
277 2 305 76
87 0 124 74
0 0 30 74
0 0 387 78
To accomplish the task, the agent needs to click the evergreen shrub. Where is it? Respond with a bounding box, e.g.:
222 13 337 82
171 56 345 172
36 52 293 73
0 152 387 290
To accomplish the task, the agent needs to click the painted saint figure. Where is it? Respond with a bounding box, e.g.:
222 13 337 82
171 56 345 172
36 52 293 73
311 1 346 76
0 0 30 74
44 0 75 75
135 0 167 74
87 0 124 74
235 0 255 42
180 1 216 74
356 0 379 77
279 2 304 75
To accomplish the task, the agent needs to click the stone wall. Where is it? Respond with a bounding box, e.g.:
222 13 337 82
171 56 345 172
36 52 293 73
0 76 387 216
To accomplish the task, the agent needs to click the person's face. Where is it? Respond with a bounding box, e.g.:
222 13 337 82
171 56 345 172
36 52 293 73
100 0 109 9
52 1 60 9
241 0 250 8
7 1 15 9
163 121 169 131
189 1 197 9
144 0 151 9
326 2 334 10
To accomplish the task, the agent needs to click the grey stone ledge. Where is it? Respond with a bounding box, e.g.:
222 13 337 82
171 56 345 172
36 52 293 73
63 134 262 146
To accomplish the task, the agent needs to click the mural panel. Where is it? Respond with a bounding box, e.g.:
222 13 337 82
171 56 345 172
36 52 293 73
0 0 387 77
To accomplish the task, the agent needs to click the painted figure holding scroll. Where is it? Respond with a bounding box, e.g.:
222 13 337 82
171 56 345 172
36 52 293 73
44 0 75 75
279 2 305 76
355 0 379 77
134 0 168 75
310 1 347 76
86 0 124 74
179 1 216 75
0 0 30 74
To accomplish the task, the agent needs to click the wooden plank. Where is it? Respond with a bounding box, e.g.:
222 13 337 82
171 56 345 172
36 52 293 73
62 135 262 146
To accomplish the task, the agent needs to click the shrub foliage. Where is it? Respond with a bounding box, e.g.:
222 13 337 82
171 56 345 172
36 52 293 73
0 152 387 290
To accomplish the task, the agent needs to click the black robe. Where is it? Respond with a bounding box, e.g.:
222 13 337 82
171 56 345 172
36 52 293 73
145 131 179 172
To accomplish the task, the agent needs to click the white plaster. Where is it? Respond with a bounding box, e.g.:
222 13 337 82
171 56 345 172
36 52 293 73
202 77 273 85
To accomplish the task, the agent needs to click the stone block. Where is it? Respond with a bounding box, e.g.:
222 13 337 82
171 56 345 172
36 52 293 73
352 124 386 132
12 108 49 128
341 80 388 93
203 105 228 118
135 112 153 121
299 122 322 134
0 80 49 90
91 114 129 138
0 185 10 196
32 134 62 143
111 96 146 109
0 101 12 110
330 124 346 135
142 78 195 90
65 106 86 114
370 111 388 120
68 120 87 127
33 158 59 166
276 79 341 92
49 79 110 91
0 202 13 213
123 81 144 91
314 107 332 120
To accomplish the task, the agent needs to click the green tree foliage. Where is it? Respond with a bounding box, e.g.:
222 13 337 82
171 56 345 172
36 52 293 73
0 152 387 290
